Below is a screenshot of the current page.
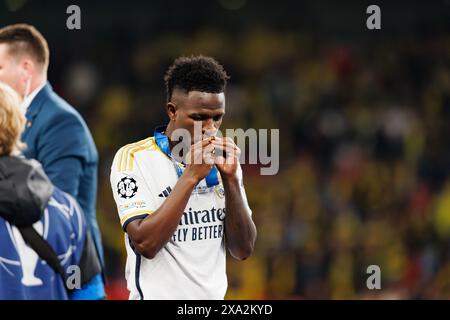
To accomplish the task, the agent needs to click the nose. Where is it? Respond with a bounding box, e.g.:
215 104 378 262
202 119 216 137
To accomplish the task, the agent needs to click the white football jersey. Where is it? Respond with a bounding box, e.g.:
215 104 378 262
110 136 249 300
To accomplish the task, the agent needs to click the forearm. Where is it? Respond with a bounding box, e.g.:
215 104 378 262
223 176 257 260
127 172 197 258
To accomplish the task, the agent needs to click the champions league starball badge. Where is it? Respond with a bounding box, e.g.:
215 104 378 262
117 176 138 199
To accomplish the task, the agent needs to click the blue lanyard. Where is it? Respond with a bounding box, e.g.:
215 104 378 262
154 126 219 188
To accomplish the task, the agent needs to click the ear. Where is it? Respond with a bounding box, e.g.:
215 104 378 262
21 59 34 79
166 102 178 121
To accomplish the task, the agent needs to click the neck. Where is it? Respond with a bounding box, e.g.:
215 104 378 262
29 75 46 93
24 75 46 99
163 122 187 162
164 122 177 150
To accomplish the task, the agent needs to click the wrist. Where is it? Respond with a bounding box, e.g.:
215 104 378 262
181 171 199 186
181 169 202 185
221 172 240 185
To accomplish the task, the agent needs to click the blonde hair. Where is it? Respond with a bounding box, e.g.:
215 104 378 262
0 82 26 156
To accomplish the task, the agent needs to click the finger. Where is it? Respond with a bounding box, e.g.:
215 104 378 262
211 137 225 145
204 154 215 165
188 139 213 164
213 142 240 157
226 146 240 165
186 142 206 164
202 144 215 154
194 138 213 149
187 140 209 156
206 146 215 156
211 139 237 150
219 142 239 151
198 143 215 164
203 146 216 165
212 137 234 145
214 155 226 165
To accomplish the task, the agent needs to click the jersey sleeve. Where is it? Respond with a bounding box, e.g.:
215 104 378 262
110 147 157 231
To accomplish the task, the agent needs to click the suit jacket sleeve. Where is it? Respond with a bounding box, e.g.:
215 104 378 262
36 112 88 198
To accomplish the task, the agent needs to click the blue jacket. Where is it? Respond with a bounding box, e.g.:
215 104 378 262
0 187 105 300
21 82 104 266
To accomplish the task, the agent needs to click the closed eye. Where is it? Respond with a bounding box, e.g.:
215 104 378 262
190 114 224 121
191 114 206 121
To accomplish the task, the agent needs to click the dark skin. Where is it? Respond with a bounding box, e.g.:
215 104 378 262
126 89 257 260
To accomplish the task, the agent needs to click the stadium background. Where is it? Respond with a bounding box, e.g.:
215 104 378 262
1 0 450 299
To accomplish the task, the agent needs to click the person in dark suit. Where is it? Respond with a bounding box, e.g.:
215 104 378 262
0 82 105 300
0 24 104 267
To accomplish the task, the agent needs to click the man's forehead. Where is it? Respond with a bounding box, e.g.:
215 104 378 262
0 43 19 61
173 89 225 110
0 43 9 56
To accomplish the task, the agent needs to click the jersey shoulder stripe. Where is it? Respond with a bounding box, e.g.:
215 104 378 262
128 138 158 171
117 137 151 172
116 137 156 172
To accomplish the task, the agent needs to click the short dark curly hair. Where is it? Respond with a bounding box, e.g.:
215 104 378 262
164 55 230 102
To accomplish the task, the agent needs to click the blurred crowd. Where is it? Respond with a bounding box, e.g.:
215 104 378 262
54 28 450 299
